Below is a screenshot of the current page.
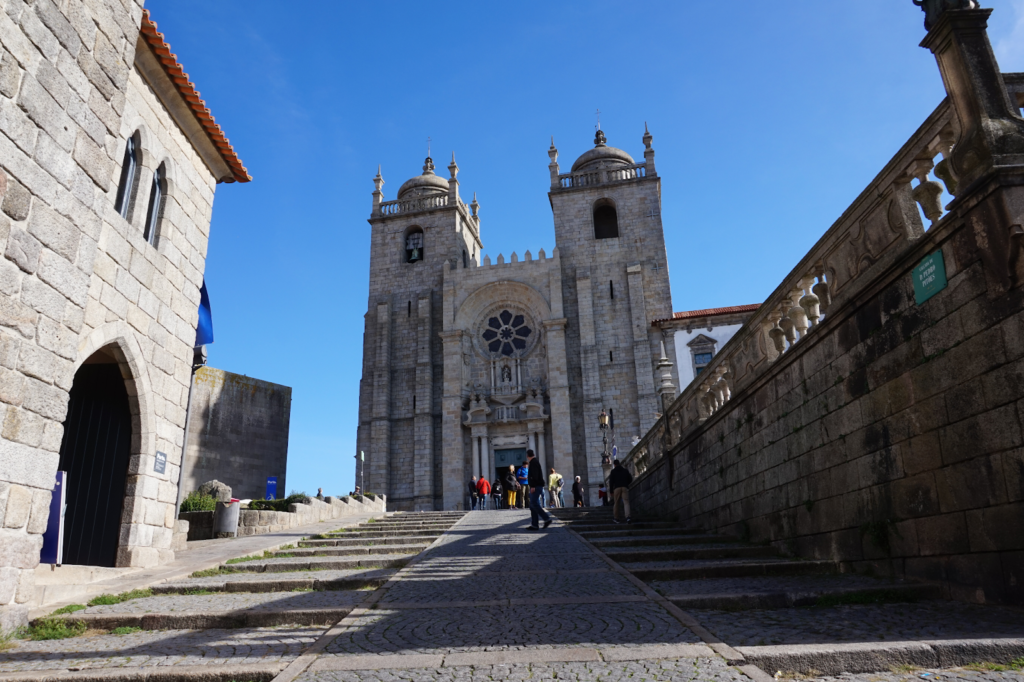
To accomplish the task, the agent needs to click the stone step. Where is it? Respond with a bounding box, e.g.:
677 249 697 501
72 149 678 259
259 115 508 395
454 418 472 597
659 576 942 610
279 545 426 557
624 558 839 581
688 600 1024 676
355 522 455 529
319 529 446 539
576 527 704 539
300 535 441 547
567 521 679 532
154 573 393 594
589 534 736 548
44 589 368 630
602 543 778 563
221 555 412 573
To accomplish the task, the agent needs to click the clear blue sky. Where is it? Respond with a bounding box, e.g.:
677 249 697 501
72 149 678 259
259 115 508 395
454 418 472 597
146 0 1024 498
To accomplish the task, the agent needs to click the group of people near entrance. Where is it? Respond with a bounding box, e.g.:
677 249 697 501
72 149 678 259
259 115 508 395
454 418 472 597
468 453 634 526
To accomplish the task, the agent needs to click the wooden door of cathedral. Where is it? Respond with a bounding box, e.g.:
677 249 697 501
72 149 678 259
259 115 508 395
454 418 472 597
494 448 526 479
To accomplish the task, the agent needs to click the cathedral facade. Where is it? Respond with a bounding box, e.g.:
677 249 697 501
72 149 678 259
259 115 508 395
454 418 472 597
356 127 682 510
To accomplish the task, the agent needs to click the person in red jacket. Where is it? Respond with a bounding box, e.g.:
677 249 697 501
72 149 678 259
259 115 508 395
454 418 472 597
476 476 491 510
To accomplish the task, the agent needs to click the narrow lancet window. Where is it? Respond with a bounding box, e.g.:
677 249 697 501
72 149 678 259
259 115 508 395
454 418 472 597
143 163 165 245
114 136 138 219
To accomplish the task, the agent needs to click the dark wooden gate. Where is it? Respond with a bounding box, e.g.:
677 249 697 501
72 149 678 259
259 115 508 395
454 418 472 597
57 362 132 567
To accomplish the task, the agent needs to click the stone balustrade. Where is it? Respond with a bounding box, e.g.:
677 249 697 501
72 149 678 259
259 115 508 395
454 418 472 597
557 163 647 189
379 194 463 216
624 97 961 478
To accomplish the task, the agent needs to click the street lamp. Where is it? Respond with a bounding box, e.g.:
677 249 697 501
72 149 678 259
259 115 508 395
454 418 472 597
599 409 611 466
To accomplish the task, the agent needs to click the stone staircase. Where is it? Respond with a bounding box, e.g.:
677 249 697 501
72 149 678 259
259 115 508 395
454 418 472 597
553 508 1024 677
35 512 465 634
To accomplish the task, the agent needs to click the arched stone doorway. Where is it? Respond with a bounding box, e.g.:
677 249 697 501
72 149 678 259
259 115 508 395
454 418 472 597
57 347 133 567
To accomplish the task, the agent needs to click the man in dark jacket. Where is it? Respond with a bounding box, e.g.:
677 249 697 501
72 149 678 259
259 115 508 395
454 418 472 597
525 450 552 530
469 477 479 510
608 459 633 524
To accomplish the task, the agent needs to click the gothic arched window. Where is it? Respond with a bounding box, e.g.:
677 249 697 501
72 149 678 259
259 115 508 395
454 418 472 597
114 134 139 220
594 199 618 239
482 309 531 356
143 162 165 246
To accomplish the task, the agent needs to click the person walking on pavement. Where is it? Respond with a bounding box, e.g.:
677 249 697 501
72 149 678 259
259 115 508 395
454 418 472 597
572 475 584 507
609 459 633 524
547 468 563 508
516 461 530 508
525 449 551 530
469 476 479 510
492 477 503 509
503 465 519 510
476 475 491 510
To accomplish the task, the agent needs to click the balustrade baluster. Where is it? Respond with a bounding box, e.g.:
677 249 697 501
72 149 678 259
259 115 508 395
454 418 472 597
788 288 809 339
800 274 821 328
910 157 945 227
768 310 786 356
779 299 796 347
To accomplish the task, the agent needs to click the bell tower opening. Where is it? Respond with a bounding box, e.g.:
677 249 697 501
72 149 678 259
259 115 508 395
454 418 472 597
594 199 619 239
405 227 424 263
57 347 133 567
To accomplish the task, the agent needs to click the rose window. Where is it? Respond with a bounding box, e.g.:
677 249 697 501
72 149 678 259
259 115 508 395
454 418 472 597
482 310 531 356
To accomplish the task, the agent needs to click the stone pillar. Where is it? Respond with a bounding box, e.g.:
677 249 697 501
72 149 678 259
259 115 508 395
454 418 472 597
370 301 392 496
472 436 481 481
440 330 466 509
921 8 1024 194
536 423 547 471
413 295 434 511
626 264 659 432
575 270 605 506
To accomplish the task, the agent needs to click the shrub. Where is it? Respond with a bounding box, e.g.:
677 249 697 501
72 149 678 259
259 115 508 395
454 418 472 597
248 493 311 512
180 491 217 513
22 618 86 640
87 589 153 607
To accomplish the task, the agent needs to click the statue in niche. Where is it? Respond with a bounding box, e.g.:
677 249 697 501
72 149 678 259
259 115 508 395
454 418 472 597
501 365 512 383
912 0 979 31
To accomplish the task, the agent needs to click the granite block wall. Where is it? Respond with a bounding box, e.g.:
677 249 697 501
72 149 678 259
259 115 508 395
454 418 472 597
182 367 291 501
628 175 1024 605
0 0 232 629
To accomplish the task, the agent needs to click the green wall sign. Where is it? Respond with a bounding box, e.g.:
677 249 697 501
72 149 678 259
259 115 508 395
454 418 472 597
913 250 947 305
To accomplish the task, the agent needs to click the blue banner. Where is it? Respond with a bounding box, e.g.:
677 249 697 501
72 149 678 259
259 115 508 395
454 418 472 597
195 279 214 346
266 476 277 501
40 472 66 565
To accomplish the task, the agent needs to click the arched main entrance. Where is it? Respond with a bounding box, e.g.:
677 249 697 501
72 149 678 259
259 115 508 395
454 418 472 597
57 348 133 567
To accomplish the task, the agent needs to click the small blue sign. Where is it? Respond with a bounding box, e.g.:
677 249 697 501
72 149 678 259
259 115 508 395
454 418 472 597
266 476 277 501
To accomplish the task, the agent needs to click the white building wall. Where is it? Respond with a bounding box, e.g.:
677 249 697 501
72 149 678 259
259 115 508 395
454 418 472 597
672 323 745 391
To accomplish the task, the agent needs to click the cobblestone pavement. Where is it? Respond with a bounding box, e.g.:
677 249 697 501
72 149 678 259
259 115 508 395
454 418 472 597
317 510 701 659
691 601 1024 646
324 602 700 655
295 657 749 682
380 572 643 603
649 574 902 597
0 625 322 672
81 590 368 614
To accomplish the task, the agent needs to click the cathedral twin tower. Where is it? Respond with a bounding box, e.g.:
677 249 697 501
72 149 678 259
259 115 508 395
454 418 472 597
356 127 678 509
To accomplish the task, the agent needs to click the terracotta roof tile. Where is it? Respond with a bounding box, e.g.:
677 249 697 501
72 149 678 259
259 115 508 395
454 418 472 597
653 303 761 325
139 10 251 183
